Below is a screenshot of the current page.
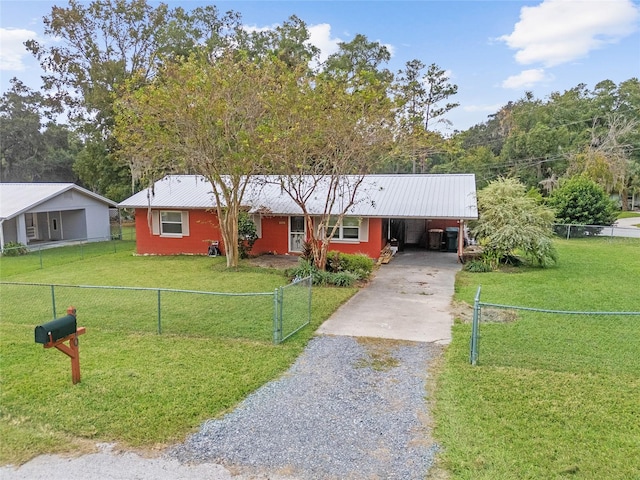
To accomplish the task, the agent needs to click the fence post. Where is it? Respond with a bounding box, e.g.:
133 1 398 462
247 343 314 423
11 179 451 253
157 289 162 334
566 224 571 240
39 247 43 269
51 284 57 319
307 276 312 324
273 288 282 344
470 286 481 365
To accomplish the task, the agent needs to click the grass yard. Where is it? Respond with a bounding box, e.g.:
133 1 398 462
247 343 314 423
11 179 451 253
434 238 640 479
0 242 356 464
617 211 640 219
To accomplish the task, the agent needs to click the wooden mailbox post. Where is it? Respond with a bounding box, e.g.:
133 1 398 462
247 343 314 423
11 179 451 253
34 306 86 385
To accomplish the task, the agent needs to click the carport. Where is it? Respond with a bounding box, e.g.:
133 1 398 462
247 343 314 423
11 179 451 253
383 217 466 254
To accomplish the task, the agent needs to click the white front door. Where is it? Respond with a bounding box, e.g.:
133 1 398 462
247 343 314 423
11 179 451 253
289 216 306 253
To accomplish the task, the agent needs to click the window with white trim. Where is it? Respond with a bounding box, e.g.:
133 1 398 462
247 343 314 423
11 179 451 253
152 210 190 237
327 216 361 240
161 211 183 234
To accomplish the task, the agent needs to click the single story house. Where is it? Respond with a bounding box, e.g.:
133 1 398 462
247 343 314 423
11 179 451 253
0 183 117 250
118 174 478 260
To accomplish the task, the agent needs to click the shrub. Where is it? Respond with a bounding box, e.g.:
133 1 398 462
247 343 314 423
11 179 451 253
472 177 557 268
286 259 316 280
237 212 258 259
300 240 314 263
287 258 361 287
548 176 617 227
341 253 374 279
331 271 358 287
325 251 374 279
1 242 29 256
463 259 493 273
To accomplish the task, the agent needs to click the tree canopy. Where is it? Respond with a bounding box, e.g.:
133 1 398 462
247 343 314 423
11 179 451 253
0 79 78 182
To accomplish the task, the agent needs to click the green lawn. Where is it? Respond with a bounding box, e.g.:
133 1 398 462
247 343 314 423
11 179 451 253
434 238 640 479
617 211 640 219
0 243 355 464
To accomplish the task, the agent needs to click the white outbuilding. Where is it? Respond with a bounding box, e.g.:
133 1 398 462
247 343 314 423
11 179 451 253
0 183 117 251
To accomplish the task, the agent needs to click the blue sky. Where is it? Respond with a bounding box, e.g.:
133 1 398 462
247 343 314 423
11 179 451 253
1 0 639 132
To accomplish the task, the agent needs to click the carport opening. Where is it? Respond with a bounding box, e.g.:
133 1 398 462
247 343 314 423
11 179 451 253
383 218 464 253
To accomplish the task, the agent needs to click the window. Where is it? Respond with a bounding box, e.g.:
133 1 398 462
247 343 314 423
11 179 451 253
152 210 190 237
327 216 361 241
161 211 183 234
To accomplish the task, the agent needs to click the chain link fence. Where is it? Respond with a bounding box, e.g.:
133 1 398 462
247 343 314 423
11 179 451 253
0 238 135 272
553 223 640 239
274 276 313 343
470 286 640 370
1 277 312 344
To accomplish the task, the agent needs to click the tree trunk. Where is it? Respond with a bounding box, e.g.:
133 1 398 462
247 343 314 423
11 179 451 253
216 206 240 269
620 187 629 211
304 215 323 270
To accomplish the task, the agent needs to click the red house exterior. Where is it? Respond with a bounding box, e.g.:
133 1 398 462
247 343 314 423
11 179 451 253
120 175 477 259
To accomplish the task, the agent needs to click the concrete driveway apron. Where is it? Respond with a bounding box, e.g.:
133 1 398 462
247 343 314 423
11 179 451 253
317 249 460 344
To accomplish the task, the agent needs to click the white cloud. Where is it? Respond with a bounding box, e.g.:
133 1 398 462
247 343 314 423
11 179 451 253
380 41 395 59
501 68 555 89
463 103 506 113
499 0 639 67
308 23 342 64
0 28 37 71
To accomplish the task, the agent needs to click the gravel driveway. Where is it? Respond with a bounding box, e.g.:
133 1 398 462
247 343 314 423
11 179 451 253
171 335 442 479
2 336 442 480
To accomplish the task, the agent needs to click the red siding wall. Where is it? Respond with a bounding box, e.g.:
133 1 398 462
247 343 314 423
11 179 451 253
326 218 383 258
252 216 290 255
135 208 223 255
134 210 385 258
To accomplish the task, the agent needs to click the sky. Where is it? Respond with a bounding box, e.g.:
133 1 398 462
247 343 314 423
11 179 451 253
1 0 639 132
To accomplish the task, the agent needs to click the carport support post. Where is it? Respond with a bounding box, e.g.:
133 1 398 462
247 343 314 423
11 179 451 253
458 219 465 260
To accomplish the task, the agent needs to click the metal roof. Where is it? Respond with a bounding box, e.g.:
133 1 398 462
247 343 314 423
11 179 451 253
118 176 218 209
0 183 117 221
118 174 478 220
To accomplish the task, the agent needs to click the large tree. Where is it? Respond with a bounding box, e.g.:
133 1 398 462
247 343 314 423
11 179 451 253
391 60 458 173
565 79 640 208
0 78 77 182
259 36 395 270
115 51 289 268
263 70 394 269
26 0 242 196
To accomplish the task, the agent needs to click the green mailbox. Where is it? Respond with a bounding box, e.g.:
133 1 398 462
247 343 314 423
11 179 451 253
35 314 77 345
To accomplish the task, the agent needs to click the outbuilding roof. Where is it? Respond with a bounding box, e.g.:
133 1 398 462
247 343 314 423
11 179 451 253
0 183 117 221
118 174 478 220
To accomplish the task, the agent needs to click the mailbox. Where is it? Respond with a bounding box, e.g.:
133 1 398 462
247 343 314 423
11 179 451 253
35 314 77 345
35 306 85 384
